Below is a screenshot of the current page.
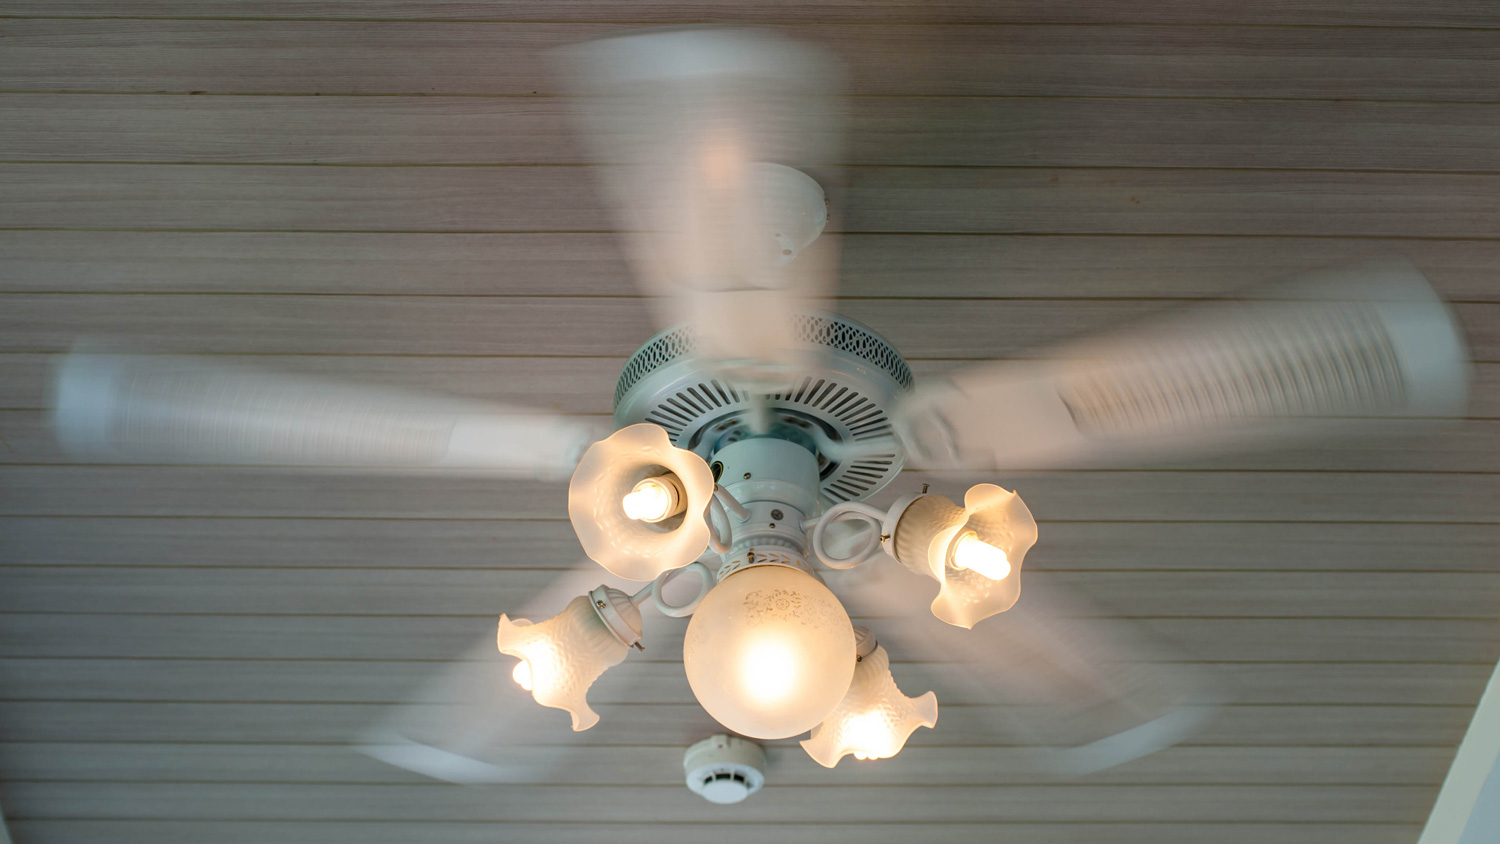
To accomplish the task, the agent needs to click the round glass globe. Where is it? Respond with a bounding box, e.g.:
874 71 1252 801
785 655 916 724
683 565 856 739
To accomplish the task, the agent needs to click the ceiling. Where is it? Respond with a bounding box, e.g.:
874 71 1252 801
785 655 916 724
1 2 1499 843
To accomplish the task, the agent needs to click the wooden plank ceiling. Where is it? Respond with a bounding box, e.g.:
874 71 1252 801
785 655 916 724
1 2 1498 842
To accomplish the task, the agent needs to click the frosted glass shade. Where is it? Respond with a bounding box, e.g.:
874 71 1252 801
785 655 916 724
568 423 715 581
683 565 856 739
891 483 1038 629
801 645 938 767
496 595 629 731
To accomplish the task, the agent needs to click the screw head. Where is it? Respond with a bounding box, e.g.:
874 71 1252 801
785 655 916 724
770 509 784 520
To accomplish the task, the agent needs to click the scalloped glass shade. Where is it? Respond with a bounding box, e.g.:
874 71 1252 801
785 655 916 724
800 645 937 767
496 595 628 731
568 423 715 581
683 565 856 740
892 483 1038 629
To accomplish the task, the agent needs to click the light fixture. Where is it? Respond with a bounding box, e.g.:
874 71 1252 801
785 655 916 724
496 565 713 731
568 423 716 582
683 563 856 739
801 627 938 767
811 483 1038 629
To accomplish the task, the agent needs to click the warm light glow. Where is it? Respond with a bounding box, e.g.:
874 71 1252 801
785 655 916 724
844 711 891 760
951 532 1011 581
621 477 675 522
740 637 798 704
683 565 856 740
496 596 631 731
511 659 534 692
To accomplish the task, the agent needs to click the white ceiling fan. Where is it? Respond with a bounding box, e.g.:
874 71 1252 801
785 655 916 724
50 27 1470 802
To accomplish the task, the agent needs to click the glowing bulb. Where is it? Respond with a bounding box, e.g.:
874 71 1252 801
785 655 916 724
511 659 534 692
622 477 675 522
741 638 798 704
683 565 856 740
845 712 889 761
951 532 1011 581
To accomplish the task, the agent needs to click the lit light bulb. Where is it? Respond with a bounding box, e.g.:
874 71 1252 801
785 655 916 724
683 565 856 740
511 659 534 692
951 532 1011 581
496 595 631 731
845 712 888 761
800 645 938 768
621 477 674 522
741 637 799 704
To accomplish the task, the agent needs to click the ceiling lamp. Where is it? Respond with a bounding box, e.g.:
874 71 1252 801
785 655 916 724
568 423 717 581
801 627 938 767
811 484 1038 629
496 565 713 731
683 563 856 739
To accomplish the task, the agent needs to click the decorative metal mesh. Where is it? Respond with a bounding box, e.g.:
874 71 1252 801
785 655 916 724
614 314 914 408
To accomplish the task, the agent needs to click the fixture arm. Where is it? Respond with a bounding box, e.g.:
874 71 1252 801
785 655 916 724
809 500 890 570
629 561 716 618
713 485 751 520
706 485 749 554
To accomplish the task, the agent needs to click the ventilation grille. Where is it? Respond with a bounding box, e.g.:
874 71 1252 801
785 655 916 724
704 772 749 788
640 375 900 503
614 314 914 407
1058 303 1406 436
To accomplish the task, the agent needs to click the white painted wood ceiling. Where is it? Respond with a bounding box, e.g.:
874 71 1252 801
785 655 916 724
1 3 1498 842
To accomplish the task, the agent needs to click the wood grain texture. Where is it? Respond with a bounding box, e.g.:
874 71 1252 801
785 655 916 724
11 95 1500 172
2 5 1498 841
0 821 1429 844
0 781 1444 823
9 356 1500 417
4 465 1499 521
3 21 1500 100
5 614 1494 663
7 164 1500 237
5 232 1500 300
4 517 1499 571
4 0 1500 26
0 742 1462 786
3 567 1497 617
1 658 1486 706
1 295 1496 361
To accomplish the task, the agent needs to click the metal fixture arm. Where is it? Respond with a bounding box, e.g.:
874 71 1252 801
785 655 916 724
809 500 889 570
705 485 750 554
630 562 716 618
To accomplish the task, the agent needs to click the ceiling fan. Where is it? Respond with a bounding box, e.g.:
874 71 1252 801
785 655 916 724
50 27 1470 803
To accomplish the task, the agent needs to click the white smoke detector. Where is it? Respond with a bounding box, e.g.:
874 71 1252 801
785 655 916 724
683 734 767 804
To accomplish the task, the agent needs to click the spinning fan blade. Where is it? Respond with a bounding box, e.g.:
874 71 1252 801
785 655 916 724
557 28 845 384
828 563 1222 776
359 562 718 784
896 262 1470 470
52 351 606 478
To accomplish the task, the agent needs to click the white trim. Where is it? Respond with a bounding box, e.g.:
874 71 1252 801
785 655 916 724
1418 658 1500 844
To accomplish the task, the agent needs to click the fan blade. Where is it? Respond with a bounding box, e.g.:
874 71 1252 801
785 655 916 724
359 562 718 784
52 351 606 478
557 28 845 384
896 262 1470 470
829 563 1223 776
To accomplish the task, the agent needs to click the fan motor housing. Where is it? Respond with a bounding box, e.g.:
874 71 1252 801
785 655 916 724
614 312 914 506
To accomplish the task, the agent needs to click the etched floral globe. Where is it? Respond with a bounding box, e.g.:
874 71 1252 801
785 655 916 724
683 565 856 739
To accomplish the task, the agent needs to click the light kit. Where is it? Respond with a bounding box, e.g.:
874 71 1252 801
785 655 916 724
48 26 1471 802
